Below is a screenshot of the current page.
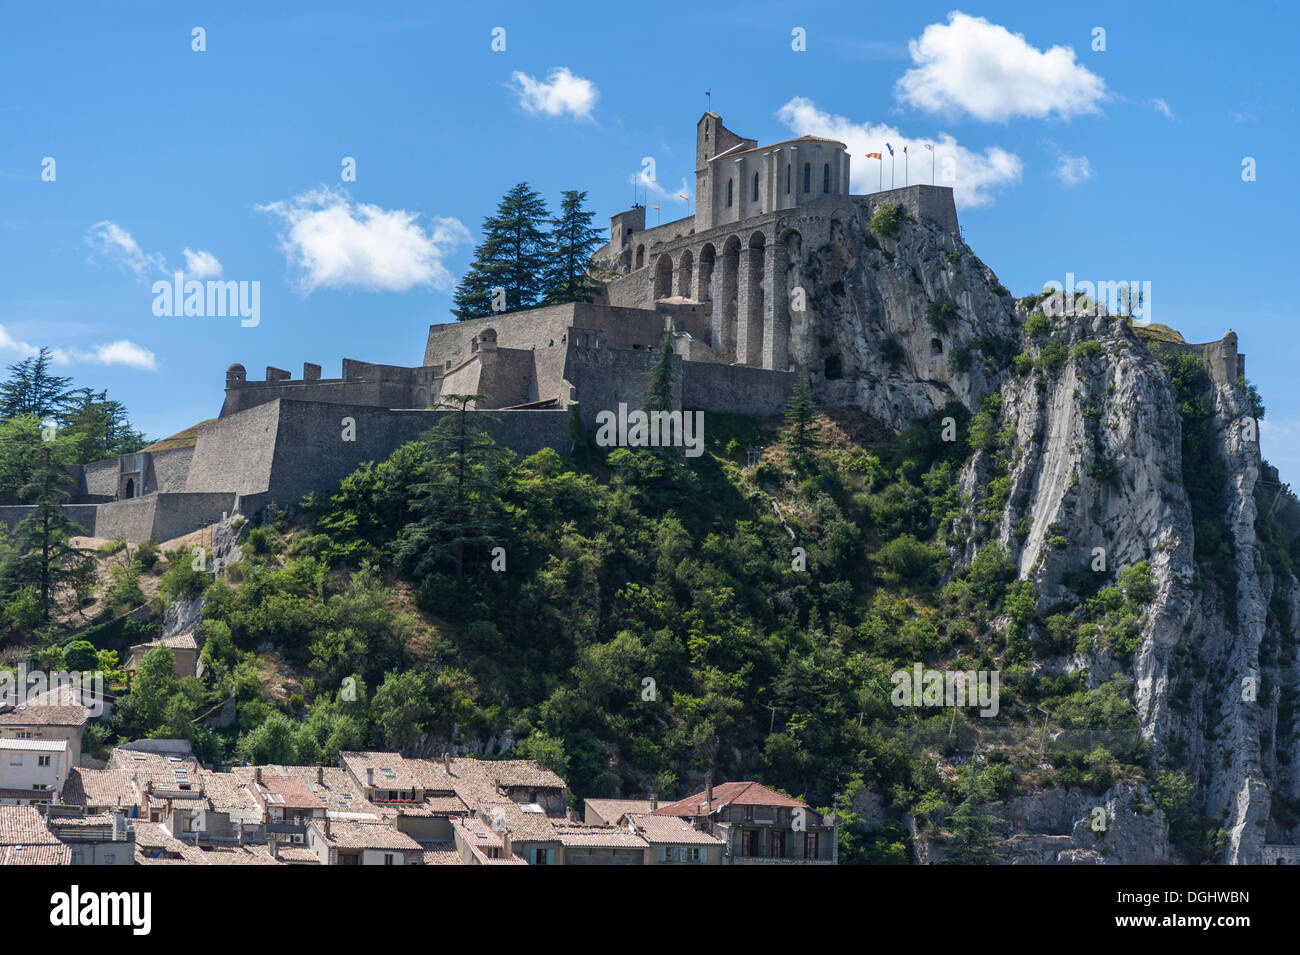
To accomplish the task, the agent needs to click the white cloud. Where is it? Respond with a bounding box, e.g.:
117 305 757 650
776 97 1023 209
183 247 223 279
0 323 156 370
895 12 1108 121
1054 153 1092 187
257 186 470 294
86 220 167 279
510 67 598 120
1153 98 1175 120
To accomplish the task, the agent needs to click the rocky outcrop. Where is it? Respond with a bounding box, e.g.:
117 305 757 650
820 208 1300 863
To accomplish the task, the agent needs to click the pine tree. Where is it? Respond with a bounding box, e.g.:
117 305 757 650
945 772 1002 864
544 190 604 305
452 183 552 320
59 388 147 463
644 332 678 413
0 439 91 623
782 377 820 463
0 348 73 420
396 394 515 578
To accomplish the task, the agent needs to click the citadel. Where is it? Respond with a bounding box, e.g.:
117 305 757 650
0 112 1240 544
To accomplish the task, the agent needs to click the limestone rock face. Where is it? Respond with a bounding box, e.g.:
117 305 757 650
795 202 1018 430
817 208 1299 864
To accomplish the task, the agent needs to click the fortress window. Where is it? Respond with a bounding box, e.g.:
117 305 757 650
803 163 811 193
753 172 759 202
786 164 791 194
824 355 843 380
727 178 733 207
823 163 830 193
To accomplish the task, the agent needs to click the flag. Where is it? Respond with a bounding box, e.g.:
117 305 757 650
903 145 908 154
865 152 882 160
885 143 894 156
923 143 933 152
649 204 660 210
678 194 690 201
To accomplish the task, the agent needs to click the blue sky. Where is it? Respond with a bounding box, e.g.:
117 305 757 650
2 1 1297 481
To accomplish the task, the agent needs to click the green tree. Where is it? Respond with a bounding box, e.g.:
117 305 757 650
946 772 1002 863
782 377 819 463
544 189 603 305
0 440 91 621
0 348 73 420
371 669 436 751
452 182 552 319
644 333 678 413
396 395 513 579
58 388 146 463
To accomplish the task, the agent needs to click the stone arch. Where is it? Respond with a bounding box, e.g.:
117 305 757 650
698 243 716 304
653 254 674 301
719 236 742 359
743 231 766 366
776 228 803 372
414 387 428 408
677 249 694 298
124 478 135 499
635 244 645 270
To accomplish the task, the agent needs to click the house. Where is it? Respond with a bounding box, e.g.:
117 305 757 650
0 687 93 768
652 781 838 864
339 751 466 841
127 633 203 680
62 768 141 815
449 814 527 865
0 804 70 865
583 797 655 826
305 817 425 866
552 822 649 865
0 738 70 805
44 807 135 865
624 812 726 865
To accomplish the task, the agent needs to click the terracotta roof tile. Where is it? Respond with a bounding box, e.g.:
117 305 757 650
651 781 808 817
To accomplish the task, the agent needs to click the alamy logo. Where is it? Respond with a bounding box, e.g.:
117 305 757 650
1041 273 1151 323
0 666 105 718
50 886 151 935
594 403 705 458
890 664 999 717
152 271 260 327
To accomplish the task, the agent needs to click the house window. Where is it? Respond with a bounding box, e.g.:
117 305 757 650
38 755 51 767
9 754 20 765
752 172 759 202
726 178 733 207
384 854 395 865
805 831 820 858
823 163 830 193
803 163 811 193
103 853 115 865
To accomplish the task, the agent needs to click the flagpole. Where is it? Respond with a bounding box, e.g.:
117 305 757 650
878 157 882 192
905 150 909 186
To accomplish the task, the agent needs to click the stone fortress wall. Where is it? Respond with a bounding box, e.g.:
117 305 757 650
0 112 1242 543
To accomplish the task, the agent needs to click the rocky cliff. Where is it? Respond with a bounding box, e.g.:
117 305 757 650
798 201 1299 863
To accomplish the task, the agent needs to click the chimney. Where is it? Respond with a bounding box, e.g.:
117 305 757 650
324 817 331 839
112 811 123 841
705 777 713 808
650 792 658 811
443 752 451 775
317 766 324 784
502 829 512 859
366 767 374 788
271 839 280 860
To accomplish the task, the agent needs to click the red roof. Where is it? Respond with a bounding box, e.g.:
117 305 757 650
651 782 808 818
